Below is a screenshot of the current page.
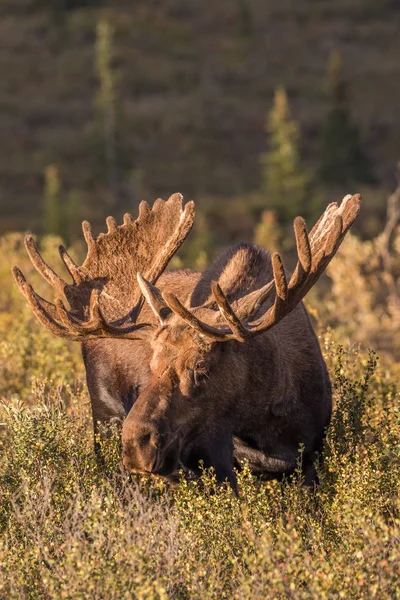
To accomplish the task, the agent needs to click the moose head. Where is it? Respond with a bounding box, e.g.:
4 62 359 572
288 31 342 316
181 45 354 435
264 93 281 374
121 195 361 485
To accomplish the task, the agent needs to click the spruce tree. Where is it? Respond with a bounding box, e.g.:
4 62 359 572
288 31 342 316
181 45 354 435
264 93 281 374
254 210 280 252
184 212 213 271
95 17 119 200
319 51 376 185
43 165 65 239
237 0 253 40
260 87 311 224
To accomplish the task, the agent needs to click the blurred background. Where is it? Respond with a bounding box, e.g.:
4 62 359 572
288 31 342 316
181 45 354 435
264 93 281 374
1 0 400 379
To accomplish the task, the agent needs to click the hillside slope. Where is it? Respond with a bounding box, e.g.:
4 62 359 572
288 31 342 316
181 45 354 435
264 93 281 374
1 0 400 233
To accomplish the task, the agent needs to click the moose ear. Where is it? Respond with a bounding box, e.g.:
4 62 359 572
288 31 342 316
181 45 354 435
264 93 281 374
137 273 172 326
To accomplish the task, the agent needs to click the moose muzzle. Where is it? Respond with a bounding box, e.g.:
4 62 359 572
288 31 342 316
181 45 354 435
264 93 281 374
122 415 181 476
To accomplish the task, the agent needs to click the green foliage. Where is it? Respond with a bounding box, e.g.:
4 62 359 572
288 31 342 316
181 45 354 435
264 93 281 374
319 51 377 186
260 88 318 225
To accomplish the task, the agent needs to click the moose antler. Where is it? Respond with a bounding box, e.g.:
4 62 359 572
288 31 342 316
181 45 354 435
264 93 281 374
12 193 195 341
143 194 360 342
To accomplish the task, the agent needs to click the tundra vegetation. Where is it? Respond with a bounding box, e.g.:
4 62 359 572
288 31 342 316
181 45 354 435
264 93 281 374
0 189 400 598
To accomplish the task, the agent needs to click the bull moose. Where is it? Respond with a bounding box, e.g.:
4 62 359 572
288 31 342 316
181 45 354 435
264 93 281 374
13 193 361 489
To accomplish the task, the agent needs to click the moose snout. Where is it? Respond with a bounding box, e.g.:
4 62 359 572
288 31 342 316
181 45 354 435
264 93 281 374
122 419 172 474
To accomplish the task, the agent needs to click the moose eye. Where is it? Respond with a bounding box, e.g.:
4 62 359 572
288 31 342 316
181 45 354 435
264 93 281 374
193 361 209 386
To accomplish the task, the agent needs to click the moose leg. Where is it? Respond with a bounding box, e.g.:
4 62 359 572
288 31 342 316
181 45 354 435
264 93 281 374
183 433 237 492
85 379 127 466
300 448 323 487
234 437 322 487
233 437 296 479
83 345 135 463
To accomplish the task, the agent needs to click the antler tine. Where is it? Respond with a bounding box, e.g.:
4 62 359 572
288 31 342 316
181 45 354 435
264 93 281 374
162 291 232 341
82 221 95 252
59 246 86 284
211 283 249 341
23 285 80 339
55 290 149 338
12 267 77 339
12 267 60 322
24 235 67 295
288 217 312 290
123 213 134 226
246 194 361 335
106 216 117 234
88 289 103 329
138 201 151 221
254 253 286 327
339 193 362 233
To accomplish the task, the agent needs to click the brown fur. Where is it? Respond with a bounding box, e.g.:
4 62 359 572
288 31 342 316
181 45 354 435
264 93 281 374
121 245 332 489
121 195 361 488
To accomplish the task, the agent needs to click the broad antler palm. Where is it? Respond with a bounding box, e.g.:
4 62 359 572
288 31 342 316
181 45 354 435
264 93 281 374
12 194 195 341
138 194 361 342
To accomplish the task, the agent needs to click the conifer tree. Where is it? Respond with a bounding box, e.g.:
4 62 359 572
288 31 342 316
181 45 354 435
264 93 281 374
260 87 312 224
319 51 376 185
184 212 213 270
237 0 253 40
95 17 119 200
65 189 83 244
254 210 280 252
43 165 65 239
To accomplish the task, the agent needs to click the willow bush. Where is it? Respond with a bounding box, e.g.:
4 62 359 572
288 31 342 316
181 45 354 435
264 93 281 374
0 233 399 598
0 339 399 599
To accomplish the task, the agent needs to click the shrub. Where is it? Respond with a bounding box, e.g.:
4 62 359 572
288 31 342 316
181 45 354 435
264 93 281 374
0 343 399 598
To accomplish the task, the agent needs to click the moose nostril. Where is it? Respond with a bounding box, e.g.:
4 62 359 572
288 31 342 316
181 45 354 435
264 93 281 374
137 431 153 449
137 428 163 450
